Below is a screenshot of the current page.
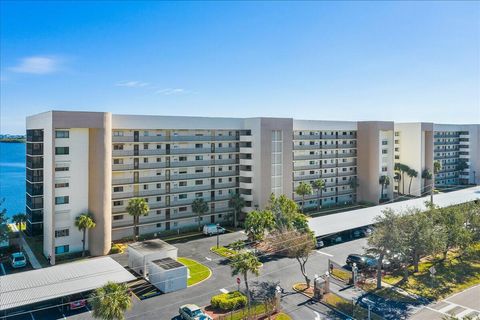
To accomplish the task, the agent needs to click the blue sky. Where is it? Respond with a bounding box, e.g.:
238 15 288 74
1 1 479 134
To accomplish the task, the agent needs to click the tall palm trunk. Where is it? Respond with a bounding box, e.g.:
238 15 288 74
408 177 413 195
380 183 384 199
402 172 405 195
133 216 139 240
82 228 86 257
233 209 237 229
198 212 201 231
301 195 305 213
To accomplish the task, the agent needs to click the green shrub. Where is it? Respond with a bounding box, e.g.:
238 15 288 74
110 244 122 254
211 291 247 311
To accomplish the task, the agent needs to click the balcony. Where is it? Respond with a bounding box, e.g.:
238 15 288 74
239 147 253 154
171 185 212 193
216 147 239 153
293 154 319 160
239 135 252 142
171 148 211 155
239 182 253 189
239 169 253 178
214 170 239 177
214 159 237 165
170 172 212 180
170 160 212 167
293 134 319 140
294 164 320 171
337 171 356 177
294 174 321 181
240 158 254 166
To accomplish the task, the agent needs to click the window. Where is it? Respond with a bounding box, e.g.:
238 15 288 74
113 186 124 192
195 180 203 185
55 182 69 188
179 194 187 199
382 166 388 172
195 192 203 197
382 140 388 146
55 229 69 238
113 144 124 150
143 185 148 190
55 166 69 172
179 207 187 212
195 144 203 148
113 131 124 136
55 245 69 254
156 210 161 215
179 181 187 187
113 159 124 164
156 183 162 188
156 144 162 149
55 196 69 205
143 144 149 150
195 155 203 161
156 196 162 202
195 168 203 173
55 147 69 155
382 149 388 154
156 223 162 228
156 158 161 162
55 130 69 138
179 156 187 161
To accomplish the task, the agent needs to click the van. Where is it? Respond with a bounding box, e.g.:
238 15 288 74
202 224 225 236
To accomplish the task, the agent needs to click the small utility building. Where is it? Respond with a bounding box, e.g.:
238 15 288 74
128 239 178 277
148 257 187 293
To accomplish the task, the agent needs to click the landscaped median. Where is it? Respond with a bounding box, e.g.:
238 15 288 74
210 246 238 258
383 242 480 300
177 257 212 286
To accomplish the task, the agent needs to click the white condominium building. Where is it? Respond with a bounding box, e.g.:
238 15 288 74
25 111 478 264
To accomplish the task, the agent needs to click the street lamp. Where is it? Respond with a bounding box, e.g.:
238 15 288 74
216 223 220 249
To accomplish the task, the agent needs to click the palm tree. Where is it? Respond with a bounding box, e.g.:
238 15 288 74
400 164 410 195
295 182 313 213
379 175 390 200
228 193 245 229
394 172 401 197
74 213 96 257
126 198 149 240
311 179 325 211
192 198 209 231
229 251 262 310
431 160 442 204
421 169 432 195
407 169 418 195
11 213 26 231
90 281 132 320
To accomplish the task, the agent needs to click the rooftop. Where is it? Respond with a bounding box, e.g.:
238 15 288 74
151 257 185 270
0 257 136 311
309 186 480 237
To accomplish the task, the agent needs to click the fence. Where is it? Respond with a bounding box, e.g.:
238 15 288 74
216 299 280 320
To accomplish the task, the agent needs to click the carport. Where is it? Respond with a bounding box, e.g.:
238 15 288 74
309 186 480 238
0 257 136 318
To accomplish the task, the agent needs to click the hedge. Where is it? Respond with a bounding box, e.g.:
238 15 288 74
211 291 247 311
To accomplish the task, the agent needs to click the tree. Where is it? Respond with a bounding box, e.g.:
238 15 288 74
126 198 149 240
11 213 27 231
251 281 279 319
407 168 418 195
394 172 401 196
379 175 390 200
295 182 313 213
457 160 469 184
421 169 432 195
74 213 96 257
230 240 246 252
229 193 245 229
230 251 262 310
191 197 209 231
244 210 275 242
90 281 132 320
367 209 404 289
311 179 325 211
0 199 8 244
266 230 315 288
398 163 411 195
267 194 301 231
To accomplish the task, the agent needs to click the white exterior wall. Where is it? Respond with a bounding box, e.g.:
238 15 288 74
53 128 89 254
379 130 394 200
148 263 187 293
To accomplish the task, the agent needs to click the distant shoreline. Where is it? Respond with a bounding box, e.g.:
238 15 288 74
0 138 26 143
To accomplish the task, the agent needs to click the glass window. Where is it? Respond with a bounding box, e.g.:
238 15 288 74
55 147 69 155
55 130 69 138
55 196 69 205
55 229 69 237
55 245 69 254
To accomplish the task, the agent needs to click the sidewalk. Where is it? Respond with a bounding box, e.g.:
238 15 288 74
9 224 43 269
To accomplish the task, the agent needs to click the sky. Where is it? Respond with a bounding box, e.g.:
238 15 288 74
0 1 479 134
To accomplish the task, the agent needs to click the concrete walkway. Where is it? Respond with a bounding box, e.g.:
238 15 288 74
9 224 43 269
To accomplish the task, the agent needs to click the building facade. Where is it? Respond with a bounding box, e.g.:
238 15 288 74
26 111 478 263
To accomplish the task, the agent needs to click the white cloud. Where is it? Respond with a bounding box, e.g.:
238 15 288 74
10 56 61 74
115 81 149 88
155 88 188 95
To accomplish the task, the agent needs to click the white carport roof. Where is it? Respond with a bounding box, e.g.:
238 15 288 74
309 186 480 237
0 256 136 311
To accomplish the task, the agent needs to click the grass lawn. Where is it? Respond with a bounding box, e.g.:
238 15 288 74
227 304 268 320
323 293 383 320
360 282 418 303
383 243 480 300
177 257 211 286
210 246 237 258
331 268 352 283
274 312 292 319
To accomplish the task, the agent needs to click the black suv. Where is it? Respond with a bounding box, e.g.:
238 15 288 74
346 254 377 269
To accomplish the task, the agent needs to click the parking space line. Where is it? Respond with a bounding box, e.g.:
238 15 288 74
30 312 35 320
219 288 229 294
205 257 212 261
316 251 333 257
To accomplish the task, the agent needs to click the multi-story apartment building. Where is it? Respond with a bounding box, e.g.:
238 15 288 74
27 111 477 264
394 123 479 196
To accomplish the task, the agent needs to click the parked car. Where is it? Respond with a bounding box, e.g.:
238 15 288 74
67 293 87 310
345 254 376 269
203 224 225 236
9 252 27 268
179 304 212 320
315 238 325 249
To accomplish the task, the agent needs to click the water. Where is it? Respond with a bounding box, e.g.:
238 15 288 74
0 142 26 218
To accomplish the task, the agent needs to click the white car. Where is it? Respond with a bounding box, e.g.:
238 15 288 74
179 304 212 320
202 224 225 236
